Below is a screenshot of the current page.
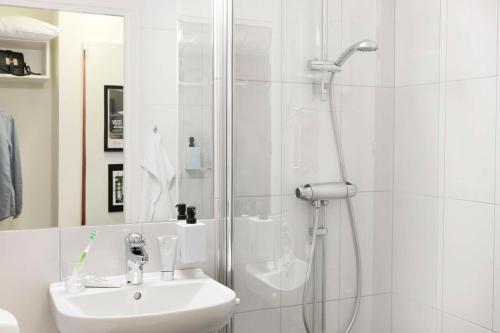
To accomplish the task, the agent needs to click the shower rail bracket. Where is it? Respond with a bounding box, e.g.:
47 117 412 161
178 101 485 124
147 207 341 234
307 59 341 72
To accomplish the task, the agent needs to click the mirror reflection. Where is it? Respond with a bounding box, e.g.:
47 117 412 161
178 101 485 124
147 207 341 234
0 6 125 230
0 4 214 230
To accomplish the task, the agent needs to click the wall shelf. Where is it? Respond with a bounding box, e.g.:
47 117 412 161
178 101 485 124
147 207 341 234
0 38 51 83
0 73 50 83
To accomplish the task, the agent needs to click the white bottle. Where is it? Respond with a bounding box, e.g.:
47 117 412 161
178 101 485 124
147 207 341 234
186 137 202 170
176 206 207 264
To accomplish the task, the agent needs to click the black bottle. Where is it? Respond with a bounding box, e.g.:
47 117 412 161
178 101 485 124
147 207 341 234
176 203 187 220
186 206 197 224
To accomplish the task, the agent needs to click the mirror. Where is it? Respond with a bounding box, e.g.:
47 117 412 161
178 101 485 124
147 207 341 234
84 42 125 226
0 4 215 230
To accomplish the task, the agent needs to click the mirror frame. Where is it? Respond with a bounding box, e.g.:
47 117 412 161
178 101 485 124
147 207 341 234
0 0 142 225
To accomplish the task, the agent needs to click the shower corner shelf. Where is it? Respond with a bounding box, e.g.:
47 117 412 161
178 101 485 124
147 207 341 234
0 38 51 83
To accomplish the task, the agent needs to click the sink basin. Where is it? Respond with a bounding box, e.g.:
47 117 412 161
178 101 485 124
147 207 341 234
49 269 236 333
0 309 19 333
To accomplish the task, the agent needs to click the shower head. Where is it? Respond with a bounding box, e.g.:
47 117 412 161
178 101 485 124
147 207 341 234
334 39 378 66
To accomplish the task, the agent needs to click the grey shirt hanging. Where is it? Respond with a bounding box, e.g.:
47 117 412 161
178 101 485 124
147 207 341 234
0 111 22 221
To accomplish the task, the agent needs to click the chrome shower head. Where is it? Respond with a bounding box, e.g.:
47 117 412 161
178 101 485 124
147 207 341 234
334 39 378 66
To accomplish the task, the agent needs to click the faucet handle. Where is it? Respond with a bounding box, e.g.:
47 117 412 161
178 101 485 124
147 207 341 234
126 232 145 246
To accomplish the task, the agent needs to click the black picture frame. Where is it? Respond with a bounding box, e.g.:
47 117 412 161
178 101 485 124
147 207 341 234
104 85 124 152
108 164 124 212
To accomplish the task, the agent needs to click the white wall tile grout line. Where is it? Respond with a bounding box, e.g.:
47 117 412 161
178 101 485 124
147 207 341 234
439 0 447 330
492 1 500 330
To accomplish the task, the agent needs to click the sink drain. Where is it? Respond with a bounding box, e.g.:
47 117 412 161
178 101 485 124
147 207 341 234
133 292 142 300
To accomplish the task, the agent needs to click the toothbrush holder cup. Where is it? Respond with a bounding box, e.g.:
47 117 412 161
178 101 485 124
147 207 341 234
63 261 86 294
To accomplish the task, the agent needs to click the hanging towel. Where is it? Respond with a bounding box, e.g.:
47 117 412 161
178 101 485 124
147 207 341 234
138 131 176 222
0 111 22 221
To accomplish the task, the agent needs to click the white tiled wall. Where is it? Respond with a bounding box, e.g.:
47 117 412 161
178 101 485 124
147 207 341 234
338 0 395 87
393 0 500 332
0 221 216 333
443 200 494 328
0 229 60 333
392 194 442 309
445 0 497 81
233 0 395 332
444 78 496 203
340 294 392 332
394 85 440 196
395 0 441 86
340 192 393 298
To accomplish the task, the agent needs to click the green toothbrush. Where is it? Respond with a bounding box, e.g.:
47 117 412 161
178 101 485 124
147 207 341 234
76 230 97 269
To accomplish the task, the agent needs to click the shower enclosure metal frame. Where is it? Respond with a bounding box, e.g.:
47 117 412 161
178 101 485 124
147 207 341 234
215 0 234 332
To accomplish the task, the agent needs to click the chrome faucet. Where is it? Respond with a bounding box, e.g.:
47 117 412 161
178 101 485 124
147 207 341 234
125 232 148 285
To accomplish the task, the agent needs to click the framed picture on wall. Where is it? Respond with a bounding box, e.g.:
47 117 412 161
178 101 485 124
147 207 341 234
108 164 124 212
104 85 124 151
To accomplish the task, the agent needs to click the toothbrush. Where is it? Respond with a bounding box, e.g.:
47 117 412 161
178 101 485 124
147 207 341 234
76 230 97 270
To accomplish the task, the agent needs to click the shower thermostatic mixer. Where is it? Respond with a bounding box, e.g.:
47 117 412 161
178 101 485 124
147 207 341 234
295 181 357 202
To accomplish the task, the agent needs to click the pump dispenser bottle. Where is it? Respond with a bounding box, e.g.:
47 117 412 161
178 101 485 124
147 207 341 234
176 205 207 264
186 206 197 224
176 203 187 220
186 137 202 170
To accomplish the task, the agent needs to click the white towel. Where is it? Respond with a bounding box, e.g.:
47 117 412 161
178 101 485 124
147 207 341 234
138 131 176 222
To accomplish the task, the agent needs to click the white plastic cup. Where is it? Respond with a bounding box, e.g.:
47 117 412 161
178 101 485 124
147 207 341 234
157 236 178 281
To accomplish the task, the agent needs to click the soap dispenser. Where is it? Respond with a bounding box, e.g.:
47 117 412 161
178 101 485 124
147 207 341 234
176 206 207 264
186 205 197 224
186 137 202 170
176 203 187 220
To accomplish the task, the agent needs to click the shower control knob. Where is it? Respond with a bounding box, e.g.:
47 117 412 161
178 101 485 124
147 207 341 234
295 186 313 200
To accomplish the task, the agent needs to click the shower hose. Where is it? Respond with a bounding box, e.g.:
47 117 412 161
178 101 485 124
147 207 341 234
302 72 362 333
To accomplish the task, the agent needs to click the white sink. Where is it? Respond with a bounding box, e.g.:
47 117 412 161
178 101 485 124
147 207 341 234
49 269 236 333
0 309 19 333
